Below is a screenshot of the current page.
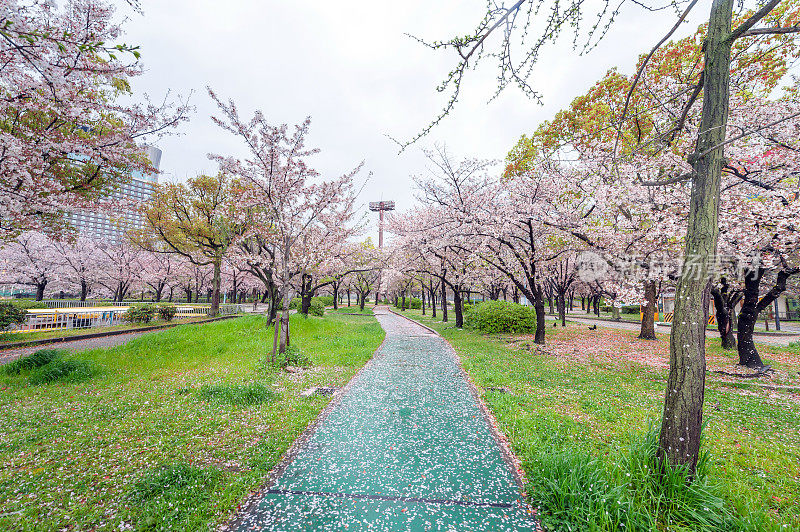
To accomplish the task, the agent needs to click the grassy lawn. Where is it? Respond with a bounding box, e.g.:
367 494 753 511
399 308 800 531
0 310 384 531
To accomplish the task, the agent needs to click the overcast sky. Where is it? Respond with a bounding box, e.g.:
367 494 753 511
123 0 705 242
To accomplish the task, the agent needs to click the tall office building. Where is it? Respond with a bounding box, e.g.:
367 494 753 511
67 146 162 243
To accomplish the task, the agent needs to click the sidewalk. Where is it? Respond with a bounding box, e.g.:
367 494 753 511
231 307 537 530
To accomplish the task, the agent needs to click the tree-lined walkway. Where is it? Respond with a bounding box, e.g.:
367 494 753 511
234 307 536 530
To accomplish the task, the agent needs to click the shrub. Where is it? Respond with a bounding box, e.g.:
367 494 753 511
125 304 155 324
621 304 640 314
288 297 301 310
3 349 65 374
10 300 47 310
156 303 177 322
464 300 537 334
394 297 421 310
315 295 334 307
0 302 27 330
308 298 325 317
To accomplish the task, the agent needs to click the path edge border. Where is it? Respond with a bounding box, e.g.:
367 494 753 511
0 314 243 352
219 313 390 531
386 308 537 518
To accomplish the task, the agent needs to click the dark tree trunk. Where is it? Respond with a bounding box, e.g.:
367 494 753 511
35 282 46 301
299 274 313 315
441 277 448 322
347 290 351 307
430 282 437 318
80 279 88 301
359 292 366 311
421 284 426 315
534 292 546 345
639 280 657 340
453 287 463 328
332 282 339 310
711 280 737 350
737 268 798 369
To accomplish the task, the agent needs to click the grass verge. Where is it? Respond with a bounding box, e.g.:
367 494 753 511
400 308 800 531
0 312 384 531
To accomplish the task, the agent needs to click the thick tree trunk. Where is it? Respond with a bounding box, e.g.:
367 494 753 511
332 282 339 310
359 292 366 311
639 280 657 340
611 306 621 321
35 282 46 301
737 268 797 369
659 0 732 474
430 283 437 318
80 280 89 301
534 294 546 344
736 271 762 368
558 293 566 326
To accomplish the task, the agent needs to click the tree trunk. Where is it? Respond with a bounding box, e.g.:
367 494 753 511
80 280 88 301
453 287 463 328
35 282 46 301
612 306 621 321
441 278 448 322
359 292 366 311
430 283 437 318
534 292 546 345
210 261 221 317
639 280 657 340
711 285 736 349
658 0 732 474
737 269 764 369
332 282 339 310
421 284 426 315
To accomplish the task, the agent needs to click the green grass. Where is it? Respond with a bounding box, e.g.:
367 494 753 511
402 308 800 531
0 316 215 346
0 312 384 531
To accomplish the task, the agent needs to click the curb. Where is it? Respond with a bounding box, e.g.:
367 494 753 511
0 314 243 351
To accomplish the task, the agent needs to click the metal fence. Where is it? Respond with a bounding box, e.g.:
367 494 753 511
14 303 244 333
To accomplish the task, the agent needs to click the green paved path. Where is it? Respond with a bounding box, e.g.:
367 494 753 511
235 308 537 531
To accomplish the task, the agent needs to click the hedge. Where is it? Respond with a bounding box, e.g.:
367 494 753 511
464 300 537 334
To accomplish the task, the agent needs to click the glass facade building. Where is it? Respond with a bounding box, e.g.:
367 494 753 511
67 146 162 243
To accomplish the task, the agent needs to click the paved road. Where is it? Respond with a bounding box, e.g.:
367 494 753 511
0 330 155 365
235 307 536 531
569 316 800 347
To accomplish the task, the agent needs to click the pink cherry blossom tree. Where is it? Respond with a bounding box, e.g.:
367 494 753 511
208 89 361 360
0 0 189 242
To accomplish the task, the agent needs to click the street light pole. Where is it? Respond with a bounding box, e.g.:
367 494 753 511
369 201 395 303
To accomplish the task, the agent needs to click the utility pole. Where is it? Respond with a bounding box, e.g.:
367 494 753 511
369 200 395 303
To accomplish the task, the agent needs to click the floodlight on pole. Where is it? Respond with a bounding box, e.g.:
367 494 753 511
368 200 395 248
